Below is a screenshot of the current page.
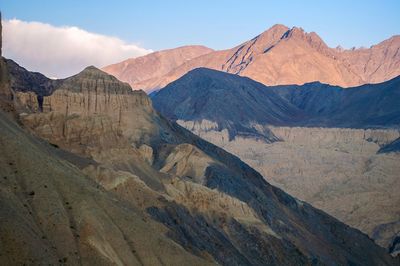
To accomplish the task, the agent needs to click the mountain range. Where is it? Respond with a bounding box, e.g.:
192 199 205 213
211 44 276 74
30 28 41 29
103 24 400 92
152 68 400 139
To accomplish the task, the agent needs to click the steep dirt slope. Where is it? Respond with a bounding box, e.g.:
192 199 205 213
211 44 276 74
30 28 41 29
0 110 212 265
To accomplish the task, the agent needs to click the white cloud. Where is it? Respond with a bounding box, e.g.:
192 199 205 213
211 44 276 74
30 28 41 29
2 19 152 78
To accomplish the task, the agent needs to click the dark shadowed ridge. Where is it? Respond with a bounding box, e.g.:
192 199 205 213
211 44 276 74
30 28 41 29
5 58 57 97
378 137 400 154
152 68 307 140
269 75 400 128
152 68 400 132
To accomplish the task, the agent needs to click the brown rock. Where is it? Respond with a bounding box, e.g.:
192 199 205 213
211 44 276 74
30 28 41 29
138 144 154 165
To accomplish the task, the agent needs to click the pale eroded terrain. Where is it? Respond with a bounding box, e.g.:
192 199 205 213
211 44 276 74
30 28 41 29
178 119 400 251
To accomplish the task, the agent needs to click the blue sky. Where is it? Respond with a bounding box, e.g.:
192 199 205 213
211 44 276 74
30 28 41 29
2 0 399 50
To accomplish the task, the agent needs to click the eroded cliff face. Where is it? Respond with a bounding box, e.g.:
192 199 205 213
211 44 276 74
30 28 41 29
270 126 400 150
18 67 162 156
178 119 400 254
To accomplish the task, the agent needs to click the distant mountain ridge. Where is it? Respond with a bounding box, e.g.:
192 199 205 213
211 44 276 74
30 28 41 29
102 45 213 90
104 24 400 92
152 68 305 141
268 75 400 128
152 68 400 141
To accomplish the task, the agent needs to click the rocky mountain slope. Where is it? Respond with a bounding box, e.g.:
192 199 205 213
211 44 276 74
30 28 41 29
152 68 306 140
0 55 397 265
102 45 213 90
104 24 400 92
151 68 400 255
268 76 400 128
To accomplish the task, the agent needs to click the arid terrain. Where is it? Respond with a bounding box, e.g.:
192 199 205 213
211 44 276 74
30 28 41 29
1 7 400 265
177 120 400 255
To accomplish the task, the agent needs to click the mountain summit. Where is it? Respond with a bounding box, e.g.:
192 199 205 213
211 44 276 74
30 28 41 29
104 25 400 92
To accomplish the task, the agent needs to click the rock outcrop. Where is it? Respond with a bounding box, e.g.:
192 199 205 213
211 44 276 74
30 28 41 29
19 66 160 156
104 24 400 92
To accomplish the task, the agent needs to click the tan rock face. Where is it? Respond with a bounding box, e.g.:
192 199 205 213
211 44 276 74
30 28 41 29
164 177 278 237
160 144 217 184
19 67 162 156
102 45 213 90
104 25 400 91
138 144 154 165
15 91 40 112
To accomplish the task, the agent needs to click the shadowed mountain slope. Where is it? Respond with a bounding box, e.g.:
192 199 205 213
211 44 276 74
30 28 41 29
152 68 307 140
268 76 400 128
378 137 400 154
152 68 400 141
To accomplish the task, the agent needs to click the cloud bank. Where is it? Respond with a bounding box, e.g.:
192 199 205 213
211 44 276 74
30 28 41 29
2 19 152 78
